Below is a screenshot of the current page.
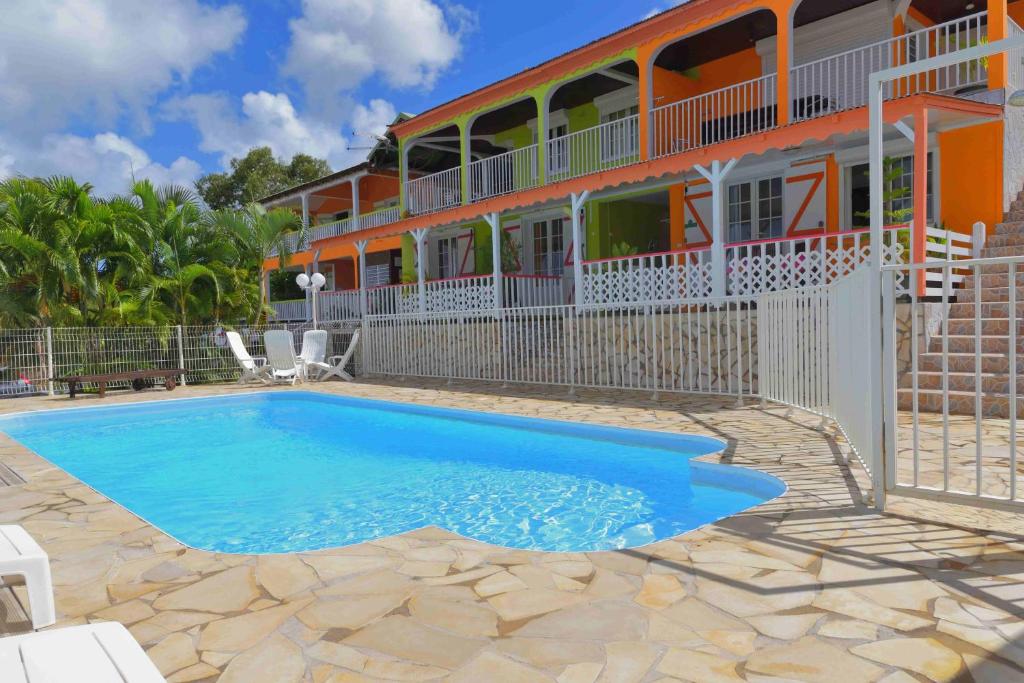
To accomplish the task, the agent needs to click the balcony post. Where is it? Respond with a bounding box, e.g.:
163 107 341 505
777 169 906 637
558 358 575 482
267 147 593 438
912 107 928 296
351 174 362 229
570 191 590 307
412 228 429 313
399 139 410 216
694 159 738 298
989 0 1008 90
776 9 792 125
484 212 502 309
355 240 368 317
303 263 313 321
536 90 550 185
459 122 470 206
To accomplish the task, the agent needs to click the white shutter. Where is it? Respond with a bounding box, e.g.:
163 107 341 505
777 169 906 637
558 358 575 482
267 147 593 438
684 186 714 246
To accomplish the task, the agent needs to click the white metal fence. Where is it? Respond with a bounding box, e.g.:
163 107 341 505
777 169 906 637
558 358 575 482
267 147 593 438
469 145 540 201
545 115 640 184
363 298 756 398
0 321 360 397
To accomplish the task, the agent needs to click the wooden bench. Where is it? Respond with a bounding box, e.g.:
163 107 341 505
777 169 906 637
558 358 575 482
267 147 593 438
57 368 186 399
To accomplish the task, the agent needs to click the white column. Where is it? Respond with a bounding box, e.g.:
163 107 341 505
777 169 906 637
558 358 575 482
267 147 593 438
570 191 590 307
694 159 737 298
412 228 429 314
484 212 502 309
355 239 369 317
351 175 362 228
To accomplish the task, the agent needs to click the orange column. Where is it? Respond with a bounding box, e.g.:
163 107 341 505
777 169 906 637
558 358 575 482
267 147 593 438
990 0 1009 90
775 8 792 126
669 184 686 249
637 48 654 161
913 107 929 297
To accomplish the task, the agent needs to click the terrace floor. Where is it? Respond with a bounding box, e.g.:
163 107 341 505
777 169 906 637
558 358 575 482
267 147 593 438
0 380 1021 683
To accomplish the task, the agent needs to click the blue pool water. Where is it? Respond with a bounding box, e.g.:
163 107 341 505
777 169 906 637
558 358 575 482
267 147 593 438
0 392 784 553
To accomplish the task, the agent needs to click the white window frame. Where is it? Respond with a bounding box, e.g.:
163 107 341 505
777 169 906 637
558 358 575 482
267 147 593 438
838 142 939 230
727 175 784 243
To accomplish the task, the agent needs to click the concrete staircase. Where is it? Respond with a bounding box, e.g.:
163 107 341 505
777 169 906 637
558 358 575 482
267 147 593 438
898 192 1024 419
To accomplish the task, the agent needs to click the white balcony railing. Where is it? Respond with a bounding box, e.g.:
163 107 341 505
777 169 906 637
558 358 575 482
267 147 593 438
650 73 778 159
469 145 539 202
1010 18 1024 90
368 284 419 316
407 167 462 215
358 206 401 230
791 11 988 122
502 274 564 307
320 290 362 320
270 299 307 321
581 249 714 306
423 275 493 311
308 217 354 243
546 114 640 184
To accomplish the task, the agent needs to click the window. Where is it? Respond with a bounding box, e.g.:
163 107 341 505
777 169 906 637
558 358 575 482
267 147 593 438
547 123 569 175
532 218 565 276
728 176 783 243
437 236 458 279
600 105 640 162
848 153 933 228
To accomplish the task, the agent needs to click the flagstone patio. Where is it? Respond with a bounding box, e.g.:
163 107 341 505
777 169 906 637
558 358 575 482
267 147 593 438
0 380 1021 682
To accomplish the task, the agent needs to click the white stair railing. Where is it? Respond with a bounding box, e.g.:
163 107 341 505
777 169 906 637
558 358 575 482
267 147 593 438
650 74 778 159
469 145 539 201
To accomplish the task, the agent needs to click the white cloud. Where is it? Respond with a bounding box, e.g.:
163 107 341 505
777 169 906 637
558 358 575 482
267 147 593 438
351 99 398 138
166 90 377 170
0 0 246 135
0 133 202 197
283 0 476 114
643 1 689 20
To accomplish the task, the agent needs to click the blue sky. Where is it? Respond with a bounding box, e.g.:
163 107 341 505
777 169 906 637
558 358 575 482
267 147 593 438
0 0 682 196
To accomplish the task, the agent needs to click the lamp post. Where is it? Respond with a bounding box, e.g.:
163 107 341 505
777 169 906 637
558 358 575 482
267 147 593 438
296 272 327 328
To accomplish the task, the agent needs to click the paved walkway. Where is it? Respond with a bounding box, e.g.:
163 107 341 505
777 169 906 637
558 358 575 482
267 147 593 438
0 380 1021 682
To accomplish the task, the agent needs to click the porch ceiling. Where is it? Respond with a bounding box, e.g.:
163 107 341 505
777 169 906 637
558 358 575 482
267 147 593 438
546 62 638 112
655 10 776 72
316 93 1002 249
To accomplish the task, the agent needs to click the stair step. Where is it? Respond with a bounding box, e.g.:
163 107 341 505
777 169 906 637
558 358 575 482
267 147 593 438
961 272 1024 288
994 220 1024 235
899 371 1024 393
928 335 1024 354
918 352 1022 373
955 286 1024 303
946 318 1024 335
978 245 1024 259
976 260 1024 275
897 388 1023 418
948 302 1024 318
982 233 1024 248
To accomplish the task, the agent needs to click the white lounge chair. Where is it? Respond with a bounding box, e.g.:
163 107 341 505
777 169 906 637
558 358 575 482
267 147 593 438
0 622 165 682
226 331 268 384
0 525 55 630
317 329 361 382
296 330 328 381
263 330 302 385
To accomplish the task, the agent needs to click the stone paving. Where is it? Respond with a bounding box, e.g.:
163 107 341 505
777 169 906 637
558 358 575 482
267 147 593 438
0 379 1022 682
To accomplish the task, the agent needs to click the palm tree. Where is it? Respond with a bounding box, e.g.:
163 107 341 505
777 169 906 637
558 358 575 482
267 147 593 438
209 202 304 323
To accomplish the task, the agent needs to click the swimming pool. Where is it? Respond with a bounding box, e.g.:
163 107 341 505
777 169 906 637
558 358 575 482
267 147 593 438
0 392 784 553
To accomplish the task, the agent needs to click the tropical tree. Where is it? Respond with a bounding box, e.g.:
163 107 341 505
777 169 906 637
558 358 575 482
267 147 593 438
208 202 304 323
195 147 331 210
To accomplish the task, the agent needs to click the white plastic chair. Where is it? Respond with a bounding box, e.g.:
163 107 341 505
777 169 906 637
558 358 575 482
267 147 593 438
263 330 302 385
0 622 164 682
0 525 55 630
226 331 268 384
318 329 361 382
297 330 328 381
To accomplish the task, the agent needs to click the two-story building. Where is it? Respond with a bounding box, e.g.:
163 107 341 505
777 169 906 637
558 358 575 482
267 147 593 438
264 0 1024 320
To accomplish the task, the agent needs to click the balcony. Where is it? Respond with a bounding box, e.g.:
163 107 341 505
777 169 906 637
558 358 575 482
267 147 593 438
366 274 563 315
271 206 401 256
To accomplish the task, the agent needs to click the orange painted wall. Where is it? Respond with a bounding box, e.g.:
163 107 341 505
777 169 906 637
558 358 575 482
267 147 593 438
1010 0 1024 25
938 121 1004 235
652 47 763 107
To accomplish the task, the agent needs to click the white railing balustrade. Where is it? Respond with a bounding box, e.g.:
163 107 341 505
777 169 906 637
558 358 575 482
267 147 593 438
270 299 308 321
791 12 988 122
651 74 778 159
367 283 420 316
364 298 756 398
308 217 354 243
406 167 462 215
581 249 713 306
546 115 640 184
469 145 539 201
357 206 401 230
502 274 564 308
1009 18 1024 90
726 226 909 297
319 290 362 320
423 275 494 311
